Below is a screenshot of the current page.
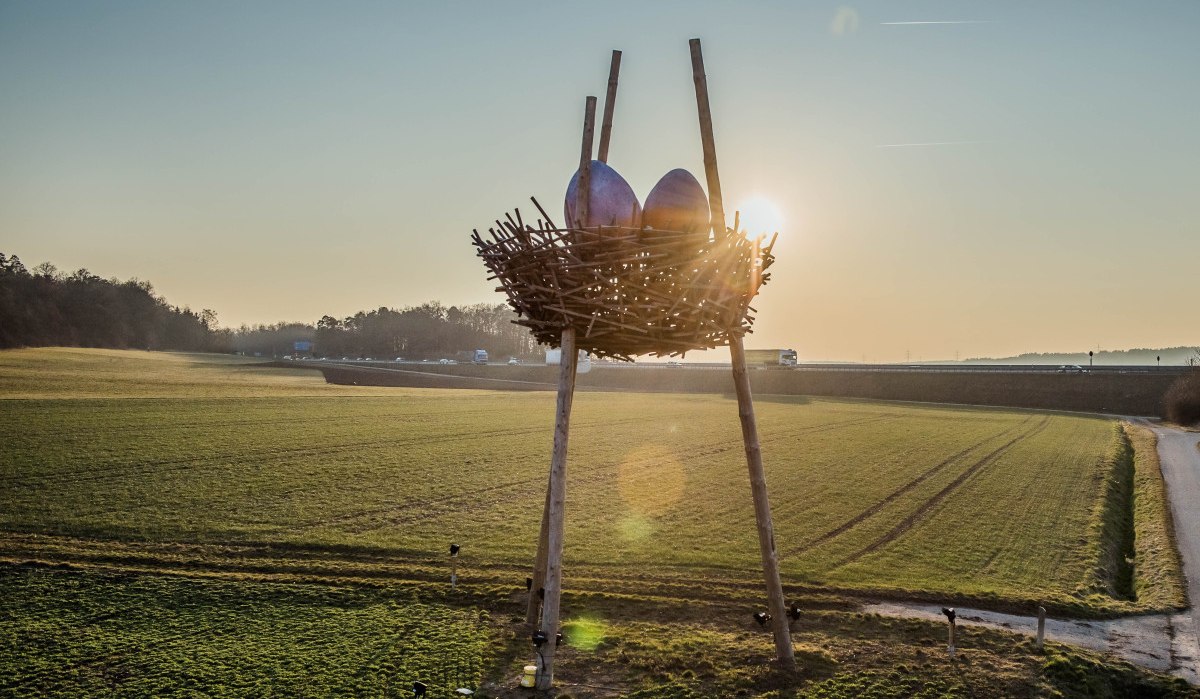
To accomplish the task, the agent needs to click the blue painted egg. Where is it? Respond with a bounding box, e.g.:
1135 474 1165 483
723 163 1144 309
564 160 642 230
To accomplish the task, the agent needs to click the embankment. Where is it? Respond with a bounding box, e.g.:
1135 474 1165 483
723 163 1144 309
300 362 1181 417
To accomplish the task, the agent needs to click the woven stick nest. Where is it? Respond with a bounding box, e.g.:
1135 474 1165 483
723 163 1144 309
472 198 776 361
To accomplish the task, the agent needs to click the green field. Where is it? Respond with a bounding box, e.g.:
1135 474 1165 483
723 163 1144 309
0 348 1190 697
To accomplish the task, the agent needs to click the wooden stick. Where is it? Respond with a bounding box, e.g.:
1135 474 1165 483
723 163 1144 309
575 96 597 228
688 39 792 667
536 327 579 690
689 38 726 236
598 50 622 163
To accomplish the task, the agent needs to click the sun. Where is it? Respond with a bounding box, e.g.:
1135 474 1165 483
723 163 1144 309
734 195 784 235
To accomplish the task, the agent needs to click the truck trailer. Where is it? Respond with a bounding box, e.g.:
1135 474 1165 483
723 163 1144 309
744 348 798 367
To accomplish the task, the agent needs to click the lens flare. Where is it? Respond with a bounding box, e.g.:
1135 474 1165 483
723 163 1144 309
562 615 607 652
618 512 654 543
616 444 686 517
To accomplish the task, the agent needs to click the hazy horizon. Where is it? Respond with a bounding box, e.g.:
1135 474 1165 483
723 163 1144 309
3 2 1197 363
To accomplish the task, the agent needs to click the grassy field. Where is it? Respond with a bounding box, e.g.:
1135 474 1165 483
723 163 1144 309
0 348 1191 697
0 348 1175 613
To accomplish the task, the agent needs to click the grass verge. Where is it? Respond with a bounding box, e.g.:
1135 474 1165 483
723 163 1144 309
1124 422 1189 610
3 565 1196 699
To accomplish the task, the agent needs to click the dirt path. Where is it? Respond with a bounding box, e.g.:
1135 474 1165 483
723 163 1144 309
861 602 1197 682
861 420 1200 683
1147 420 1200 678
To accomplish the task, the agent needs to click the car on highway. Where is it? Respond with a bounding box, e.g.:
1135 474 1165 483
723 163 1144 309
508 357 520 365
1057 365 1088 373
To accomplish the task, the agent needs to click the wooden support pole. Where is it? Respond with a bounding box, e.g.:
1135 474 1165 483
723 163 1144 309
691 36 795 669
535 95 594 691
597 50 622 163
948 621 957 658
1036 606 1046 651
530 94 595 629
536 327 580 690
574 96 597 227
729 336 797 669
689 38 726 237
526 473 551 625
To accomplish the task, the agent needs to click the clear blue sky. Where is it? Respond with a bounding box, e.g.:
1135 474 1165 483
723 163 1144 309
2 1 1197 361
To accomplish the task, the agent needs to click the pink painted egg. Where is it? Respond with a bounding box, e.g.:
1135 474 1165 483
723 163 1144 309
641 168 710 239
563 160 642 230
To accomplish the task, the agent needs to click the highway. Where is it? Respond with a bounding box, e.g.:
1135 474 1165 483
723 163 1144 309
291 358 1189 376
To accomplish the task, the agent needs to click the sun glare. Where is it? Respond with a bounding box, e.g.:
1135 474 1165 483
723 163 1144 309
735 195 784 235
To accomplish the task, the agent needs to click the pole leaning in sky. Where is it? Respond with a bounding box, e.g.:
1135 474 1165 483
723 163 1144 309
689 37 796 669
471 39 795 689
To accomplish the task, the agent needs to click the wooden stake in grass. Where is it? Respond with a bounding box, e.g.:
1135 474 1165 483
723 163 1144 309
942 607 957 659
691 37 795 670
1036 606 1046 651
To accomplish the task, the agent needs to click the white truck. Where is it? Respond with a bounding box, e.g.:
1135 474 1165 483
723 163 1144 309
744 348 798 367
545 348 592 374
472 349 489 364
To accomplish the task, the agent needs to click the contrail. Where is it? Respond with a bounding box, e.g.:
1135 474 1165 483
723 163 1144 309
880 20 993 25
876 140 985 148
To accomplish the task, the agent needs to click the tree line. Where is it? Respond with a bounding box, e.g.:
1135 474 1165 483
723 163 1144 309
0 253 217 351
233 303 539 360
0 252 538 359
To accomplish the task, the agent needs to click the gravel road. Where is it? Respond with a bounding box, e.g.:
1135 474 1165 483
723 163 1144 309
1148 420 1200 678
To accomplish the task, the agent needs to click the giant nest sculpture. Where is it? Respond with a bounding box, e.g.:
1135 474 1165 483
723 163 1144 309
472 39 797 690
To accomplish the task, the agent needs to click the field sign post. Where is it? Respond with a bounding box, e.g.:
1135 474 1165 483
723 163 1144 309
1036 606 1046 651
691 37 795 669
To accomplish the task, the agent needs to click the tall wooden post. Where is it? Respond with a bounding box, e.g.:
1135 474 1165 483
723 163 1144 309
536 327 580 689
526 475 551 624
528 68 619 629
729 337 797 667
689 38 725 237
533 96 594 690
691 37 796 669
597 50 622 163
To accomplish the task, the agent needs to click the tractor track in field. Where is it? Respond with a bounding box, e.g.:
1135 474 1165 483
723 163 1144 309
2 414 661 489
0 533 804 609
829 416 1052 569
779 416 1036 560
296 413 899 535
1 410 505 441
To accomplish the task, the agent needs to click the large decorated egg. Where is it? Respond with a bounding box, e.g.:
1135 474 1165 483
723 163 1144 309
641 168 710 240
563 160 642 229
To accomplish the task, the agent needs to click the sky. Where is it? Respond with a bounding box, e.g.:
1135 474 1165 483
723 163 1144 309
2 1 1197 362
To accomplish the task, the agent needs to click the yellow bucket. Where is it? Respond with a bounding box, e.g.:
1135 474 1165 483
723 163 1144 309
519 664 538 688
